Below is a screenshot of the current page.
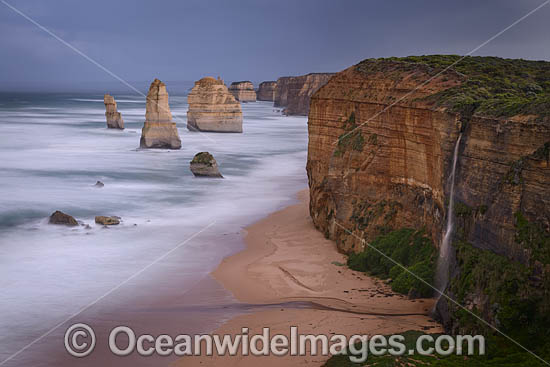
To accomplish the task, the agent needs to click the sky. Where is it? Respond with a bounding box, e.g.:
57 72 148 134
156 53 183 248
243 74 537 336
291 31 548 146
0 0 549 92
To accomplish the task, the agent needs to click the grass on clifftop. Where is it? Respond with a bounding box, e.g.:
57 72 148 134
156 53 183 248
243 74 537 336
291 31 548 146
356 55 550 119
347 228 436 298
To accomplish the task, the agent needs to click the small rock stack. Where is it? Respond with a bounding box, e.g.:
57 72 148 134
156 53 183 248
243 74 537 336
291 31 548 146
228 81 256 102
103 94 124 129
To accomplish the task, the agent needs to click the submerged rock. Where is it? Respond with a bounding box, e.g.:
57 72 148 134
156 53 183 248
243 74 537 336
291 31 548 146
190 152 223 178
257 81 277 101
49 211 78 226
228 81 256 102
140 79 182 149
187 77 243 133
95 216 120 225
103 94 124 129
94 181 104 188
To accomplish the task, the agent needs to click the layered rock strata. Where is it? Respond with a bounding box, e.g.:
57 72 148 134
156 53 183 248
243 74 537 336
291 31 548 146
307 56 550 335
103 94 124 129
189 152 223 178
187 77 243 133
228 81 256 102
140 79 182 149
256 81 277 101
274 73 334 115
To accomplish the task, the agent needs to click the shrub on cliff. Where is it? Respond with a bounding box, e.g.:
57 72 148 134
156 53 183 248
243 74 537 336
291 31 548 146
347 228 436 297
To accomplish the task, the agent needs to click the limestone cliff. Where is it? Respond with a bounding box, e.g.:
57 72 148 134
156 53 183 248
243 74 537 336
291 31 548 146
274 73 334 115
103 94 124 129
187 77 243 133
256 81 277 101
307 56 550 336
228 81 256 102
140 79 182 149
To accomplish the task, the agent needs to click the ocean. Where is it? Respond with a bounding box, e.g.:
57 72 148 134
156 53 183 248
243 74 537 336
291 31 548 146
0 92 308 366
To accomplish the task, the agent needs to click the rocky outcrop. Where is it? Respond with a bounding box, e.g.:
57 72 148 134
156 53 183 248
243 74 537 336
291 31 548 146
95 216 120 225
49 211 78 226
307 56 550 337
187 77 243 133
274 73 334 115
103 94 124 129
140 79 182 149
228 81 256 102
256 81 277 101
189 152 223 178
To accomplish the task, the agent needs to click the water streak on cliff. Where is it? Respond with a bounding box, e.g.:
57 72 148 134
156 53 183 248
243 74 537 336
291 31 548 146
435 133 462 293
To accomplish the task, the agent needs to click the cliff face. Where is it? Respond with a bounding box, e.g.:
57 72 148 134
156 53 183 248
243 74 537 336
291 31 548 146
103 94 124 129
256 81 277 101
140 79 181 149
228 81 256 102
307 57 550 334
274 73 334 115
187 77 243 133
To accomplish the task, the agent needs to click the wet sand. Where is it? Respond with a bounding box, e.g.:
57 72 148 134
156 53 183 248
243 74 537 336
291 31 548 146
174 190 442 366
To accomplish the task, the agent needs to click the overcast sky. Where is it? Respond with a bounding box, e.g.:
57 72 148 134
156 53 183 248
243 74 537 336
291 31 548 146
1 0 549 92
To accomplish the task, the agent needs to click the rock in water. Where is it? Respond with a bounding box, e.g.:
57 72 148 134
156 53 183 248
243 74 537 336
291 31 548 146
228 81 256 102
95 216 120 225
49 211 78 226
189 152 223 178
94 181 104 188
256 81 277 101
103 94 124 129
140 79 182 149
187 77 243 133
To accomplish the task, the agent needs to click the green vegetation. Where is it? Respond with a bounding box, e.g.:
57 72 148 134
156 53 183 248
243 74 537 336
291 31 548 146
190 152 214 166
334 112 365 157
355 55 550 119
347 228 436 297
323 331 550 366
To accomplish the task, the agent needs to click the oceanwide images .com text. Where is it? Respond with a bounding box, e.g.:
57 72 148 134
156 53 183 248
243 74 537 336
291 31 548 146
65 323 485 362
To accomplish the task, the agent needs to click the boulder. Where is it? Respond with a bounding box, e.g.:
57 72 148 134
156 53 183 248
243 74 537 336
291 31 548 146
228 81 256 102
189 152 223 178
95 216 120 225
94 181 104 188
187 77 243 133
49 211 78 226
256 81 277 101
103 94 124 129
140 79 182 149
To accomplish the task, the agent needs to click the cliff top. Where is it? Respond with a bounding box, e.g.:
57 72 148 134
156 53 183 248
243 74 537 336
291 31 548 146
356 55 550 119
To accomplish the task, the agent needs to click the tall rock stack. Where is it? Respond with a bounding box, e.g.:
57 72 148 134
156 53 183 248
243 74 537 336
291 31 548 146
274 73 334 115
139 79 182 149
103 94 124 129
187 77 243 133
228 81 256 102
256 81 277 101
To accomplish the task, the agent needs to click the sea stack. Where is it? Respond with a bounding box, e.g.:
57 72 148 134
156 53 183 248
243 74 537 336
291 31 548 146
187 77 243 133
189 152 223 178
139 79 182 149
103 94 124 129
274 73 334 115
228 81 256 102
256 81 277 101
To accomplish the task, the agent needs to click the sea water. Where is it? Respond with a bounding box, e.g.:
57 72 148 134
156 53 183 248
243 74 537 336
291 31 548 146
0 92 308 365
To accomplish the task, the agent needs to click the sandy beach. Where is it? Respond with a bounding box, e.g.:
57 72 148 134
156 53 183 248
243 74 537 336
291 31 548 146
174 190 442 366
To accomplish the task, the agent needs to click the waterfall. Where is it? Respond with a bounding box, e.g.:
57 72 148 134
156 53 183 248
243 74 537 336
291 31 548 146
435 133 462 294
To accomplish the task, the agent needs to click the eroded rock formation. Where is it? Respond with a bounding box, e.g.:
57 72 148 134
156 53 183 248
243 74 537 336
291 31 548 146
189 152 223 178
228 81 256 102
103 94 124 129
307 56 550 336
274 73 334 115
187 77 243 133
95 216 120 225
256 81 277 101
140 79 182 149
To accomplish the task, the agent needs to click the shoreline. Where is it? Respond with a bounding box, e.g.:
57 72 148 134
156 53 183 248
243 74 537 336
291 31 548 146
175 189 443 366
